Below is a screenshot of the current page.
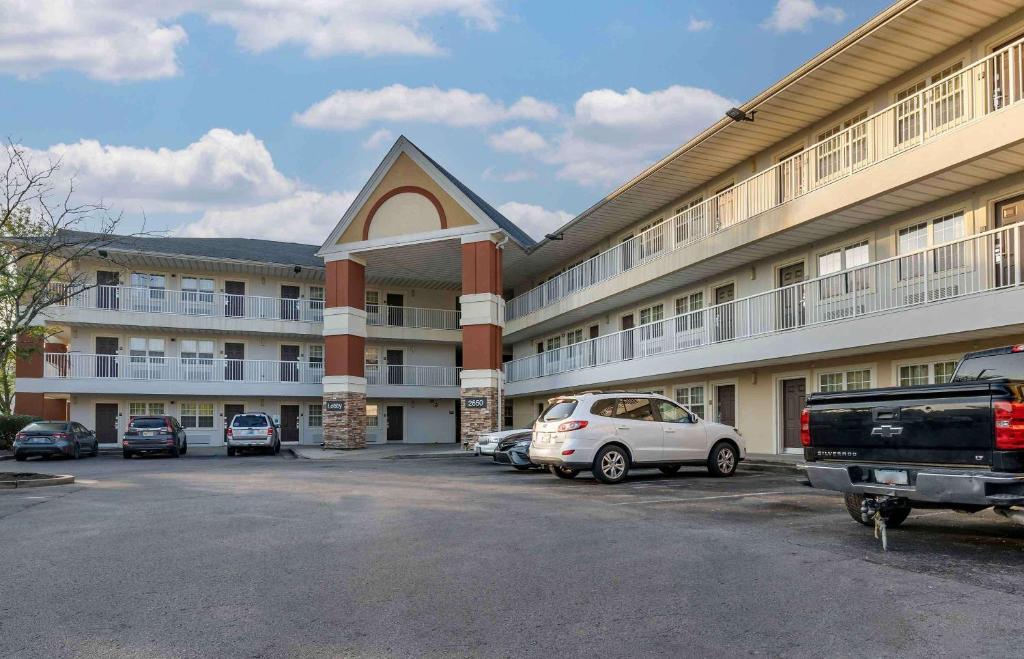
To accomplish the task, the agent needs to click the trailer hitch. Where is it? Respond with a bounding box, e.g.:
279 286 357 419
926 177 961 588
860 496 905 551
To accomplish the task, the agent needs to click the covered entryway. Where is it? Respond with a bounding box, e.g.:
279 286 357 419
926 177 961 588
781 378 807 452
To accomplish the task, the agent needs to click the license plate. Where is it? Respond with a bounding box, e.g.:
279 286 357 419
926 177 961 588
143 431 155 437
30 437 48 443
874 469 909 486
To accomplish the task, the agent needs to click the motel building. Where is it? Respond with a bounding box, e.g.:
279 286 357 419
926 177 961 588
13 0 1024 455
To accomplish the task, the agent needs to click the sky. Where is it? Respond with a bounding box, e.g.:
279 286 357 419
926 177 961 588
0 0 893 244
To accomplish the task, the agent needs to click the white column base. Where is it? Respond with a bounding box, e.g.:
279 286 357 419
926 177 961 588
324 306 368 336
323 375 368 394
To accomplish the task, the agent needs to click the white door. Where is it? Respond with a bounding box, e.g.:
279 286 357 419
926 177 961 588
612 397 662 463
654 399 707 461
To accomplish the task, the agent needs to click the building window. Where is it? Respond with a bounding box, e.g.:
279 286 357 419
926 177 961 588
308 404 323 428
674 291 704 332
503 398 514 429
674 197 704 244
366 404 379 427
181 277 215 314
818 240 870 296
898 360 957 386
675 385 706 419
565 329 583 345
898 211 966 280
129 402 165 417
545 336 561 352
816 110 869 179
639 304 664 326
818 369 871 392
309 286 325 320
181 402 215 428
308 345 324 369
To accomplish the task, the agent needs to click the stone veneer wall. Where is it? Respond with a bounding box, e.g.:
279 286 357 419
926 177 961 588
460 386 499 450
323 392 367 450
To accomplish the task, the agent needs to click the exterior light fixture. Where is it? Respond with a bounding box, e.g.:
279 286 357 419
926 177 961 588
294 266 302 273
545 233 564 240
726 108 756 122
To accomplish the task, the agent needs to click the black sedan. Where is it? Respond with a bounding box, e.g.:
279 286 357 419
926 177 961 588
13 421 100 461
492 431 538 470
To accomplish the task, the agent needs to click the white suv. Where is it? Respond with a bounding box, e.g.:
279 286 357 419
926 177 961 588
528 392 745 484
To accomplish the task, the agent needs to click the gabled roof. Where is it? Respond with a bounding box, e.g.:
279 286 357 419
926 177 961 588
319 135 535 254
54 230 323 268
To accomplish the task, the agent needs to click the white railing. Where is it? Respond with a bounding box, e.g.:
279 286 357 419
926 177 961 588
48 284 325 323
506 36 1024 321
43 353 323 385
505 225 1023 382
365 364 461 387
366 304 461 330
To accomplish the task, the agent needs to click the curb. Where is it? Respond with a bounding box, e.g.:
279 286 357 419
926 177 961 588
739 461 802 474
0 474 75 489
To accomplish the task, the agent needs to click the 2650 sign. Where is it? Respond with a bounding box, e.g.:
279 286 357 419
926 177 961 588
463 397 488 410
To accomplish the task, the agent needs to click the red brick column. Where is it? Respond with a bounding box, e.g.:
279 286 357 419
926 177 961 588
459 237 504 449
14 333 45 417
322 257 367 449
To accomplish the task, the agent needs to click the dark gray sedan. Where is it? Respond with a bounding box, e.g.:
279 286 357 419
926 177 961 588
13 421 100 461
492 431 538 470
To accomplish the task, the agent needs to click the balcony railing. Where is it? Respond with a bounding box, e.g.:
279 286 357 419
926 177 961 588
365 364 461 387
366 304 461 330
43 354 323 385
506 36 1024 321
48 284 325 323
505 225 1023 383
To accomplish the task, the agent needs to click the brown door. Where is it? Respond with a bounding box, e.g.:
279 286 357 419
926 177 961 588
385 293 405 326
386 406 404 441
96 271 120 309
781 378 808 450
990 33 1024 111
995 193 1024 286
777 262 806 330
386 349 404 384
715 385 736 428
279 405 300 442
224 343 244 381
280 345 299 382
225 281 245 317
224 404 244 440
95 337 118 378
714 284 736 341
621 314 635 360
280 285 300 321
95 403 119 443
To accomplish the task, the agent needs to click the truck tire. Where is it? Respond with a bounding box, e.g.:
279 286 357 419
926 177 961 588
844 494 911 528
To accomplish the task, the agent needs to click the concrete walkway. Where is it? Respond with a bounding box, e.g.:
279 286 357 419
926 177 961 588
290 443 469 461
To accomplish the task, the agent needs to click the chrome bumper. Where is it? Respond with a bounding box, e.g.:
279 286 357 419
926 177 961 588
804 463 1024 506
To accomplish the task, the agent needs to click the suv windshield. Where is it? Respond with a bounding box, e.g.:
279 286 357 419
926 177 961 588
952 353 1024 382
23 422 68 432
129 417 167 429
232 414 269 427
541 400 578 421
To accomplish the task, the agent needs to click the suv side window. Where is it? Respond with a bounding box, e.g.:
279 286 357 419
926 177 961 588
616 398 656 422
655 400 691 423
591 399 618 417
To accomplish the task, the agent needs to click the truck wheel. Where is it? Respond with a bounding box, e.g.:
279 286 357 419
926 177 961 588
844 494 911 528
227 447 236 457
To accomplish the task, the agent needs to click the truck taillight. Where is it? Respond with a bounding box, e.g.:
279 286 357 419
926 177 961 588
994 401 1024 450
800 409 811 447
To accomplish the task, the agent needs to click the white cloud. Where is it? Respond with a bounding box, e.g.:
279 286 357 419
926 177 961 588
762 0 845 33
294 85 558 131
482 167 536 183
176 190 357 242
363 129 395 150
28 129 295 213
540 85 735 187
497 202 572 240
687 17 713 32
0 0 502 81
488 127 548 154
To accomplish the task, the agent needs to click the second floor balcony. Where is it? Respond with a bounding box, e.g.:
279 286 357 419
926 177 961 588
504 224 1024 389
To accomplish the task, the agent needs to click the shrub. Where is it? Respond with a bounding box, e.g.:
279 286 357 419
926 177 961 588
0 415 39 450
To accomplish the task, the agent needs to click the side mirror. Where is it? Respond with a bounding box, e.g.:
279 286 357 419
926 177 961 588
689 413 699 424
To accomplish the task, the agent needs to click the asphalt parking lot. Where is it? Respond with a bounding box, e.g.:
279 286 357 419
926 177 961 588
2 452 1024 658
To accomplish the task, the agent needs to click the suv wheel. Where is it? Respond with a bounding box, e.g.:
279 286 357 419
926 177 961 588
593 445 629 484
122 450 132 459
707 442 737 477
15 454 26 462
170 444 181 458
549 465 579 479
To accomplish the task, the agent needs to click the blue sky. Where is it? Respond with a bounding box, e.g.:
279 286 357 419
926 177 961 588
0 0 891 243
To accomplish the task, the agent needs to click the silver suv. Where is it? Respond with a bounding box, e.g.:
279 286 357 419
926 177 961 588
529 392 745 484
226 413 281 456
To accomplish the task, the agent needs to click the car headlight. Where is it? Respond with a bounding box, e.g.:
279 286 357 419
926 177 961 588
514 440 531 449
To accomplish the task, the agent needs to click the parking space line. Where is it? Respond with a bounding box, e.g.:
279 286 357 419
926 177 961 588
610 490 788 506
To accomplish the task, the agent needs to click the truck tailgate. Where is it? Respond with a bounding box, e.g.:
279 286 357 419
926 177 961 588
807 383 996 466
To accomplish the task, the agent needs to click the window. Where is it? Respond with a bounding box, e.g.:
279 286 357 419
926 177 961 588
366 404 379 427
898 360 957 386
365 346 380 375
309 286 325 321
309 286 324 302
818 240 870 297
565 329 583 345
503 398 514 429
308 345 324 369
675 385 706 419
898 211 966 279
615 398 655 421
181 277 215 315
129 273 166 311
591 399 617 417
365 291 380 307
180 340 214 362
129 402 165 417
818 369 871 392
308 404 323 428
816 110 869 179
181 401 214 428
674 197 704 244
128 338 165 377
675 291 704 332
638 218 664 259
545 336 561 352
639 303 665 341
656 399 691 423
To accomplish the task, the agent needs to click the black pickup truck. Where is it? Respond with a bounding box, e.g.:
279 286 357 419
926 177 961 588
803 345 1024 529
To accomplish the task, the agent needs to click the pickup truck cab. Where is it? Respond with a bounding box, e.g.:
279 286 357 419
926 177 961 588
803 345 1024 528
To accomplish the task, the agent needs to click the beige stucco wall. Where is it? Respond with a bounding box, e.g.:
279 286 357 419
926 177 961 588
338 153 479 245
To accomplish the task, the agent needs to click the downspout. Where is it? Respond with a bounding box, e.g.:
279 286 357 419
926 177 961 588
495 234 510 431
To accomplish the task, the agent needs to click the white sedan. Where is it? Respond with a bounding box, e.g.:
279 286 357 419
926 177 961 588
475 429 532 456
